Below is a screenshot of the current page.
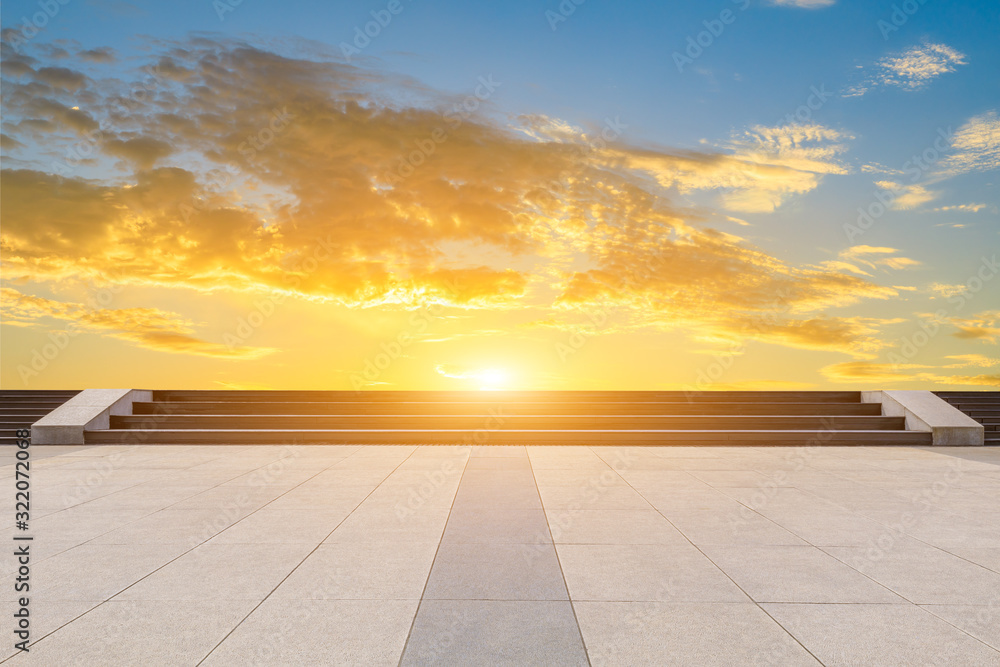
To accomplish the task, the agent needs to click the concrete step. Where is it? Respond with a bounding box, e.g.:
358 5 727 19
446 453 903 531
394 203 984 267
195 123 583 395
130 401 884 416
0 401 75 409
83 428 932 446
109 414 906 430
934 393 1000 442
151 390 865 403
0 392 80 438
949 400 1000 410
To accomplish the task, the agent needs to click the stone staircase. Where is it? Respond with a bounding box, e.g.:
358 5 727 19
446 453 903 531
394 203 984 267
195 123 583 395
0 390 81 445
81 390 934 446
934 391 1000 445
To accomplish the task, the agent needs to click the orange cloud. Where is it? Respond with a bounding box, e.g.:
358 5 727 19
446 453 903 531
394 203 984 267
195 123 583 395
0 38 904 363
822 360 1000 387
949 310 1000 343
0 287 273 359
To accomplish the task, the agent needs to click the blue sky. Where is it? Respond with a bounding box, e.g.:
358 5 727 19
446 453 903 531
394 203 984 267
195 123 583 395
1 0 998 390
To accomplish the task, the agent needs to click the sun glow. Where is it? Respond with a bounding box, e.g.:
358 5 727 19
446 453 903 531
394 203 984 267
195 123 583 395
476 368 508 391
435 364 511 390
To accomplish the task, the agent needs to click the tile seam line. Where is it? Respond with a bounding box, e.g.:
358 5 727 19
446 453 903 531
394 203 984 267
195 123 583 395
532 445 593 667
729 456 1000 590
1 443 361 661
397 445 474 667
588 445 827 667
816 548 1000 654
917 606 1000 654
194 444 423 666
23 442 261 523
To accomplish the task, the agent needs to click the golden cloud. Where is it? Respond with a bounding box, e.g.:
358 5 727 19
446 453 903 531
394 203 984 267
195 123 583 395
949 310 1000 343
822 360 1000 387
0 287 273 359
0 38 901 361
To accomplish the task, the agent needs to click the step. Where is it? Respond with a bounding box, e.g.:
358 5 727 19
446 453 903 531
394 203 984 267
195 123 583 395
83 429 932 446
0 401 74 409
109 414 906 430
150 390 865 403
130 401 884 417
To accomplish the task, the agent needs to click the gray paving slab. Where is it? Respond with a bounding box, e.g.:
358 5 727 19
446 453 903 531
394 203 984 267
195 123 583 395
202 599 419 666
270 541 439 600
661 508 808 546
114 542 314 601
574 601 822 666
5 600 256 666
702 544 905 603
424 541 569 601
401 600 588 666
443 507 551 543
920 604 1000 651
822 538 1000 605
763 603 1000 666
546 508 690 545
23 543 190 602
7 443 1000 665
557 543 748 602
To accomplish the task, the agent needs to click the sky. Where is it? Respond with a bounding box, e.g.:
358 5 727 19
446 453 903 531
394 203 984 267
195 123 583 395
0 0 998 391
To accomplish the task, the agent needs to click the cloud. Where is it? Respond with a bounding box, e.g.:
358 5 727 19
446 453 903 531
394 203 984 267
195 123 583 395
838 246 921 271
929 283 968 299
0 133 25 150
840 246 898 258
0 37 901 362
32 66 87 92
435 364 510 388
0 287 274 359
876 42 966 90
848 42 966 96
822 360 1000 387
930 203 988 213
860 162 904 176
873 181 938 210
949 310 1000 343
78 47 116 63
821 361 932 382
17 97 99 134
943 354 999 368
616 123 852 213
937 111 1000 177
103 136 174 169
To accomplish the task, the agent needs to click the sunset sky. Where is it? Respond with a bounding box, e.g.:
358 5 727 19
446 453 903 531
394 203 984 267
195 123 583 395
1 0 997 391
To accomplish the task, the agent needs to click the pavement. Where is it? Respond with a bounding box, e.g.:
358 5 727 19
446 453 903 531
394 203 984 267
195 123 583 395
2 443 999 665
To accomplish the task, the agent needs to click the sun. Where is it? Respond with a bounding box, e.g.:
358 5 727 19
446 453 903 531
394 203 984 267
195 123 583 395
476 368 508 391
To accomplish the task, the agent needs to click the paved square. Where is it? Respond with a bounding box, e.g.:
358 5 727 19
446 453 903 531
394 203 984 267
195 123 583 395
2 443 999 665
